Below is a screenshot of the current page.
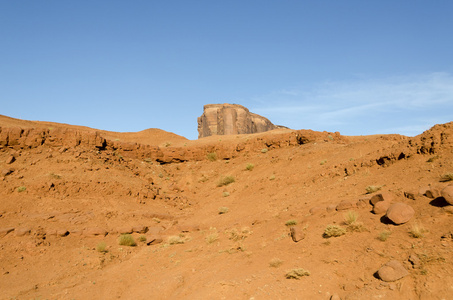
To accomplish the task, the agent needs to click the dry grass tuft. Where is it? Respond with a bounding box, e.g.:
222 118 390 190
269 258 283 268
218 207 229 214
323 225 346 238
217 176 235 187
246 163 255 171
366 185 382 194
377 230 392 241
344 211 358 225
409 224 427 238
96 242 107 253
119 234 136 247
205 228 219 244
168 235 187 245
138 235 147 242
285 268 310 279
207 152 217 161
285 220 298 226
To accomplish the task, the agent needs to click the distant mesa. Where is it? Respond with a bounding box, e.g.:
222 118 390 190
197 103 285 138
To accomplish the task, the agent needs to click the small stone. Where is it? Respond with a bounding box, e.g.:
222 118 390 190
0 227 15 237
441 186 453 205
56 229 69 237
1 168 14 177
404 191 416 200
385 203 415 225
6 156 16 164
377 260 408 282
290 226 305 242
15 228 31 237
146 236 163 245
326 204 337 212
370 192 394 206
408 253 421 269
309 206 325 215
83 227 107 237
373 201 391 214
330 294 341 300
336 201 356 211
117 227 133 234
426 188 441 199
147 226 163 235
132 225 148 234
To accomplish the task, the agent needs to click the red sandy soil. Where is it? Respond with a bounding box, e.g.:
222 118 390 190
0 114 452 299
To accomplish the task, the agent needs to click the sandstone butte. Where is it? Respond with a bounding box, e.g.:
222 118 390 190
0 111 453 300
197 103 286 138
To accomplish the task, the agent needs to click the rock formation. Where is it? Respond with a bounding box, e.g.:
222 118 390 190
197 103 280 138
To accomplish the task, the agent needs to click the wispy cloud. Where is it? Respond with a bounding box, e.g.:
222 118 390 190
251 72 453 136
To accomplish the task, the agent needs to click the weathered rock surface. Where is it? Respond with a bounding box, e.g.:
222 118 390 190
377 260 409 282
197 104 281 138
441 185 453 205
290 226 305 242
373 201 391 215
370 192 394 206
336 200 356 211
385 203 415 224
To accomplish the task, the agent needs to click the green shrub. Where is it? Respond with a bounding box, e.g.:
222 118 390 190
261 148 268 153
222 192 230 197
138 235 147 242
119 234 136 247
320 159 327 165
217 176 235 187
17 186 26 192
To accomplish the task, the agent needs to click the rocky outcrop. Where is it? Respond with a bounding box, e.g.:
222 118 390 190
197 104 280 138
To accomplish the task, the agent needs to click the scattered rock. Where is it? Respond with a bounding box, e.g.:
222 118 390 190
377 260 408 282
83 227 107 237
336 201 356 211
326 204 337 212
330 294 341 300
373 201 392 214
1 168 14 177
418 186 430 196
132 225 149 234
370 192 394 206
146 236 163 245
15 228 31 236
5 156 16 164
309 206 325 215
56 229 69 237
408 253 421 269
356 198 368 208
441 185 453 205
0 227 15 237
147 226 163 235
290 226 305 242
426 188 441 199
385 203 415 225
403 191 416 200
117 227 133 234
443 206 453 214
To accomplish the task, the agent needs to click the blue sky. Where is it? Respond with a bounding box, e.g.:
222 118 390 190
1 1 452 139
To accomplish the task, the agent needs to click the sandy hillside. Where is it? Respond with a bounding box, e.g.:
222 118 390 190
1 115 453 300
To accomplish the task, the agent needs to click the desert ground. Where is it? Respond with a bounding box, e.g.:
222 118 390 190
1 114 452 299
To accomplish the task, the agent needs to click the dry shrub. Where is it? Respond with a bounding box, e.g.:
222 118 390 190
409 224 427 238
217 176 235 187
246 163 255 171
205 228 219 244
96 242 107 253
440 173 453 182
377 230 392 241
269 258 283 268
344 211 358 225
285 268 310 279
227 227 251 241
218 207 229 214
207 152 217 161
168 235 186 245
323 225 346 238
119 234 136 247
285 220 297 226
366 185 382 194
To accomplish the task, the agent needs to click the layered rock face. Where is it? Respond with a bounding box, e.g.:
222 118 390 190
197 104 279 138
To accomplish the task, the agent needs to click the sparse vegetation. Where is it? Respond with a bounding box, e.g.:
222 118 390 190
152 217 161 223
227 227 251 241
320 159 327 165
119 234 136 246
269 175 276 180
138 235 147 242
218 207 229 214
168 235 186 245
344 211 358 225
245 163 255 171
163 142 171 147
323 225 346 238
409 224 427 238
285 268 310 279
49 173 61 179
222 192 230 197
205 228 219 244
261 148 268 153
285 220 297 226
327 135 334 140
96 242 107 253
426 155 439 162
440 172 453 182
207 152 217 161
366 185 382 194
269 258 283 268
217 176 235 187
17 186 26 192
377 230 392 241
